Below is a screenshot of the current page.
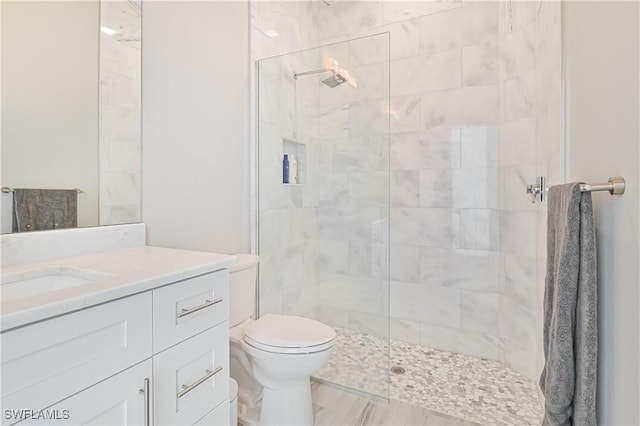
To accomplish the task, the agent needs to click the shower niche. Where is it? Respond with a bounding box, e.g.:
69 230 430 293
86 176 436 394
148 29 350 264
282 138 306 185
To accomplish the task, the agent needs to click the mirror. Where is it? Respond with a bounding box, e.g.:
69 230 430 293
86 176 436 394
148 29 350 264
1 0 141 233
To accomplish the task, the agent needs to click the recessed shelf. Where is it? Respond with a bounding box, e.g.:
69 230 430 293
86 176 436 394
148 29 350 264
283 138 306 185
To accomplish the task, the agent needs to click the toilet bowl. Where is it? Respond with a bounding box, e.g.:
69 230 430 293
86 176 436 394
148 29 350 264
228 255 336 426
231 315 335 425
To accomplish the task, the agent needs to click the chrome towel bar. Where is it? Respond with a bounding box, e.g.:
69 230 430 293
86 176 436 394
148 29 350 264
527 176 625 203
1 186 83 193
579 177 625 195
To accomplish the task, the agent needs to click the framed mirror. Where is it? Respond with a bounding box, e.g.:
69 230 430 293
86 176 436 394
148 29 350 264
1 0 141 233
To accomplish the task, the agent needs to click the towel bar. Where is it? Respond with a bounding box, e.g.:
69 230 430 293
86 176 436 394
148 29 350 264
527 176 625 203
579 177 625 195
1 186 83 194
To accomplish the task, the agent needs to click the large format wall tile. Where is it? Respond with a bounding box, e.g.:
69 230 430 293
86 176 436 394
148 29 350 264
459 209 500 251
420 85 499 130
348 101 389 137
315 1 383 40
332 135 388 172
418 2 497 55
462 42 498 86
348 171 390 207
451 167 500 209
252 0 561 380
390 243 420 283
321 273 388 316
499 294 537 352
499 210 536 258
420 247 500 292
460 126 499 169
419 169 454 208
391 208 459 247
390 170 420 207
419 323 461 353
389 95 421 133
382 1 462 25
458 329 502 361
390 129 461 170
460 291 500 335
391 281 461 328
391 50 461 97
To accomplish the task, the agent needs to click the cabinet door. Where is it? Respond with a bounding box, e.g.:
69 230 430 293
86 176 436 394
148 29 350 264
15 360 152 426
154 325 229 426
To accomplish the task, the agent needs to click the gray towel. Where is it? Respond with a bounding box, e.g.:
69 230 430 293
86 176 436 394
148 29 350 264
12 188 78 232
540 183 597 426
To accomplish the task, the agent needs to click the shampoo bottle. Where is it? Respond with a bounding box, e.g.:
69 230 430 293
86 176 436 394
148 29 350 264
282 154 290 184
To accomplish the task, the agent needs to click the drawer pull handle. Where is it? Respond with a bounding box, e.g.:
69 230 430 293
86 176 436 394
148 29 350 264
138 377 151 426
177 366 223 399
177 297 223 319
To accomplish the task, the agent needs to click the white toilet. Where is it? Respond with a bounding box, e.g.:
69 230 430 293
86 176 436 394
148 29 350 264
229 254 336 426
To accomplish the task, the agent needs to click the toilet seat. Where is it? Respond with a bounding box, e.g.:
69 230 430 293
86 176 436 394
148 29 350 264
242 314 336 354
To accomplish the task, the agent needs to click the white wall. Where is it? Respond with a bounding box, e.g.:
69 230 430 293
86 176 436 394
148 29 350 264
565 2 640 424
1 1 100 230
142 1 250 254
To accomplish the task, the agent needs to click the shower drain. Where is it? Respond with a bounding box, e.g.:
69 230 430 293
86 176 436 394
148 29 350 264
390 366 406 375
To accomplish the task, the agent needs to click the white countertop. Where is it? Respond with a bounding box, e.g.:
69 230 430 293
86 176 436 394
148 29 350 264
1 246 236 331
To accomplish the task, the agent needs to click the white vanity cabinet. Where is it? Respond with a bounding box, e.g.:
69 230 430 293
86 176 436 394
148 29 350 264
1 269 230 426
152 270 229 425
18 360 153 426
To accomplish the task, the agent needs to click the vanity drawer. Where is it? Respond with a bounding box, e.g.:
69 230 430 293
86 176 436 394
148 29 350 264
1 293 152 424
153 324 229 425
153 270 229 353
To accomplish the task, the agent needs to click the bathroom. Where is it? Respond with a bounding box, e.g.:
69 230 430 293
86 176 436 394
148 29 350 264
1 1 638 425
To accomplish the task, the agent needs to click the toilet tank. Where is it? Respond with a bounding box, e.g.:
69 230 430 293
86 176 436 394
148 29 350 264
229 254 259 327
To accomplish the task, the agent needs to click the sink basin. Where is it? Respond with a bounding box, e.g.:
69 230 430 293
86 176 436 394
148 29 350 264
1 267 111 302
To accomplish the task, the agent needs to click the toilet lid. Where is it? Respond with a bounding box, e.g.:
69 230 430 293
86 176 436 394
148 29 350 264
243 314 336 352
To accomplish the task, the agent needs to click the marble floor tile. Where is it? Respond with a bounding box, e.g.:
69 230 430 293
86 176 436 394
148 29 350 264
312 381 481 426
314 328 543 426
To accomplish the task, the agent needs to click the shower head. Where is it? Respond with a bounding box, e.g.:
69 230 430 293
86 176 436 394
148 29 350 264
293 66 356 89
321 72 347 88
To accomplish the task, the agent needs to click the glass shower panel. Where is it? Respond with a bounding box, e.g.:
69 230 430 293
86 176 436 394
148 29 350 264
257 33 391 400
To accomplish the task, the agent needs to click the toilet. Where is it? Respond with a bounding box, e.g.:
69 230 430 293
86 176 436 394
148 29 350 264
228 254 336 426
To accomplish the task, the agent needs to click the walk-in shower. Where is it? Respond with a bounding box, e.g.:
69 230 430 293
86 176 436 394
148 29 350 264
257 32 391 399
255 2 563 423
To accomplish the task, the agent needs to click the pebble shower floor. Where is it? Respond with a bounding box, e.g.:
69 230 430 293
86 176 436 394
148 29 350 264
314 328 544 426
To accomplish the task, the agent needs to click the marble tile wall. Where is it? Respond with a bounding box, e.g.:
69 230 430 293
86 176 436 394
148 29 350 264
255 31 324 319
496 1 562 380
99 1 142 225
306 1 508 364
255 29 391 339
252 1 561 381
532 1 563 379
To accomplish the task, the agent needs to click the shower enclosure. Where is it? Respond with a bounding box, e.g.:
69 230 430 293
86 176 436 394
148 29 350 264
254 2 562 423
256 33 392 400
